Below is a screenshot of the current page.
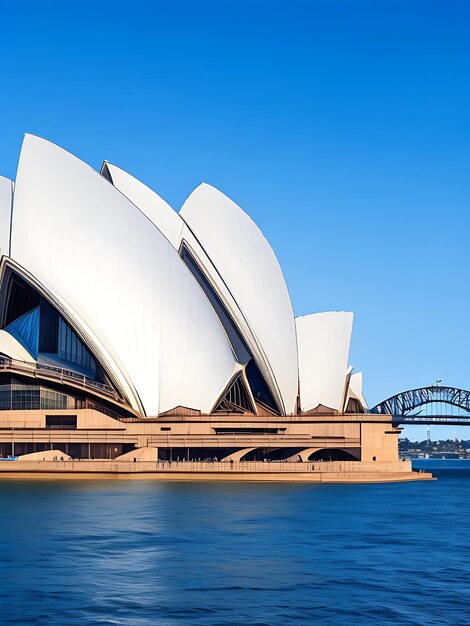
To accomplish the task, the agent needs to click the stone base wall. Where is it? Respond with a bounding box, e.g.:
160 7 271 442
0 459 433 483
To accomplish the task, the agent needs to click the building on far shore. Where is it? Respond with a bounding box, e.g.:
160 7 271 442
0 135 428 482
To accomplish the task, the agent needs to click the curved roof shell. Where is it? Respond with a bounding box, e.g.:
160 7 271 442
296 312 353 413
103 167 298 414
346 371 368 410
10 135 237 416
101 167 251 362
180 184 298 415
102 163 183 249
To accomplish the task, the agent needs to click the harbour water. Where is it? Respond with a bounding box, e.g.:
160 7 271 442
1 463 469 625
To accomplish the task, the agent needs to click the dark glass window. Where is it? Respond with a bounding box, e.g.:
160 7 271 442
57 318 96 375
39 299 59 353
0 388 10 410
213 427 286 435
0 382 73 411
11 385 40 410
45 415 77 429
244 360 279 413
214 374 254 413
1 269 99 379
40 388 69 410
3 275 40 327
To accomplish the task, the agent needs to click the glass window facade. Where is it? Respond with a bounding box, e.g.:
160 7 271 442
0 383 77 411
57 318 96 375
214 374 254 413
0 379 125 419
1 270 99 381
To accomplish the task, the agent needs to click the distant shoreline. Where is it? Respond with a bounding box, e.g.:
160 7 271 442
412 458 470 469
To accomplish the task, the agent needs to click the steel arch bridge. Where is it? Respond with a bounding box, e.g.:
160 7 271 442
370 386 470 425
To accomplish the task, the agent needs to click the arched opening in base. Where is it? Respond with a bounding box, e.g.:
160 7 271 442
308 448 360 462
242 447 305 461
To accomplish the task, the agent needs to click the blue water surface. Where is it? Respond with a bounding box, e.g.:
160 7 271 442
1 464 469 625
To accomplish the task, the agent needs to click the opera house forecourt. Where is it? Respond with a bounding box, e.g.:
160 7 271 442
0 135 430 482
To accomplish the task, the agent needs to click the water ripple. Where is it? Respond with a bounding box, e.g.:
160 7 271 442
1 468 469 625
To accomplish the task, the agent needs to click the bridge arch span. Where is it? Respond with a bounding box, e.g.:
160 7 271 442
370 386 470 424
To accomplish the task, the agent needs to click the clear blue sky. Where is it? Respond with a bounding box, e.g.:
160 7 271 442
0 1 469 439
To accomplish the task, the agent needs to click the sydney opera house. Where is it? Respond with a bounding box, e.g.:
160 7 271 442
0 135 426 481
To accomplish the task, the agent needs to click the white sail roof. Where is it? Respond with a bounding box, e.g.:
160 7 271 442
104 168 298 414
296 312 353 412
102 162 183 248
0 176 13 259
347 371 368 410
180 184 299 415
102 166 251 361
11 135 237 416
